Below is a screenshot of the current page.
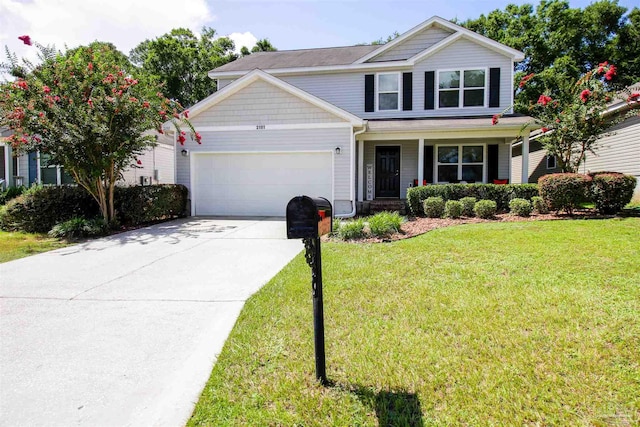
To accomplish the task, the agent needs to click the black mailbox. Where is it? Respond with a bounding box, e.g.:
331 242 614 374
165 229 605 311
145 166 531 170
286 196 333 239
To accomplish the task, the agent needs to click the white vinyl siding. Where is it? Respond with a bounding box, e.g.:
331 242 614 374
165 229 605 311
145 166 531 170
368 26 454 62
580 116 640 178
192 80 344 127
120 141 175 186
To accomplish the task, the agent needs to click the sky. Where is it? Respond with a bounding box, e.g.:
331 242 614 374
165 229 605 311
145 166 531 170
1 0 638 66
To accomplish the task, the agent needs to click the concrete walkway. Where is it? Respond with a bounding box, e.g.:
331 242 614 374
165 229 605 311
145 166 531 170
0 218 302 427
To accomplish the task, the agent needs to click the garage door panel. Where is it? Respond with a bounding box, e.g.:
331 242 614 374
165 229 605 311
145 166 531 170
194 152 333 216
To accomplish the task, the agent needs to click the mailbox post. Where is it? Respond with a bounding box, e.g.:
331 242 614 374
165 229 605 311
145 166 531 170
286 196 332 385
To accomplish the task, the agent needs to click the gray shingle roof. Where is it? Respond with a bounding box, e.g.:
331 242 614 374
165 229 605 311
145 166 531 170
212 45 380 73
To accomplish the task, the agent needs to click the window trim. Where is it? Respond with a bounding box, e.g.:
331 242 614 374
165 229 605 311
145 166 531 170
434 143 487 183
546 154 557 170
436 67 488 109
375 72 401 112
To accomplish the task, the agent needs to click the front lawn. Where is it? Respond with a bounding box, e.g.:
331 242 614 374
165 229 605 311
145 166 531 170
0 231 68 263
189 219 640 426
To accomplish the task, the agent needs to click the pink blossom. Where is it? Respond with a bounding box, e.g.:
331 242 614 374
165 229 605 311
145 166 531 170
605 65 616 81
18 35 32 46
596 61 608 74
136 159 142 165
541 127 549 133
88 63 93 71
87 99 93 108
519 73 534 88
537 95 552 106
195 132 202 144
43 86 51 94
627 92 640 102
580 89 591 102
491 114 499 125
183 110 189 118
178 134 186 145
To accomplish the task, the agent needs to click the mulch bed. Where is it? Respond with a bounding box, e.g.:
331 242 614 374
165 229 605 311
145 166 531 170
327 209 617 243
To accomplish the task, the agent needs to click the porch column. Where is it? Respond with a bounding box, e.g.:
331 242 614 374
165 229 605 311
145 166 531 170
417 138 424 186
357 139 364 201
521 130 530 184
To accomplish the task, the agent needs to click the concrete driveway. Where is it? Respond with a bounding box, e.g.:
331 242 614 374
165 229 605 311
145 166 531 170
0 218 302 427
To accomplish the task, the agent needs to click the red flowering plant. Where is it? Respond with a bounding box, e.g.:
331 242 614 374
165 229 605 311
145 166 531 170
494 62 639 173
0 40 198 223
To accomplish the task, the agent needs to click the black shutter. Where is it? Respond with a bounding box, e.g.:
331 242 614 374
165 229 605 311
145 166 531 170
424 145 434 183
489 68 500 108
487 144 499 182
424 71 435 110
402 72 413 111
365 74 375 112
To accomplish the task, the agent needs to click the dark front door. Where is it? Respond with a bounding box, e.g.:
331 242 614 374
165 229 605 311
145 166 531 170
375 146 400 198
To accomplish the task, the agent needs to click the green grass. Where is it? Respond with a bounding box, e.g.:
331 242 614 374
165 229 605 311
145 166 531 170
0 231 68 263
189 219 640 426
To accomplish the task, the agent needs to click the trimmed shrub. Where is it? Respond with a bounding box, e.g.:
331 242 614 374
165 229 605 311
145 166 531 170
538 173 591 214
407 183 539 215
337 218 366 240
423 197 445 218
588 172 637 214
460 197 477 217
531 196 548 214
368 211 404 237
48 217 109 239
474 200 497 219
0 185 98 233
444 200 463 218
0 184 188 233
115 184 188 225
509 198 532 217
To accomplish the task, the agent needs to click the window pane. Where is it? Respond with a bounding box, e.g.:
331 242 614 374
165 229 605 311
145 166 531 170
41 167 57 185
438 165 458 182
438 146 458 163
462 165 483 182
60 168 75 184
439 71 460 89
379 93 398 110
462 146 483 163
379 74 398 92
439 91 459 108
463 89 484 107
464 70 485 87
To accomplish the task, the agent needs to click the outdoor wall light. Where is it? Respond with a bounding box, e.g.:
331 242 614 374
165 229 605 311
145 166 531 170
181 149 189 157
335 146 341 155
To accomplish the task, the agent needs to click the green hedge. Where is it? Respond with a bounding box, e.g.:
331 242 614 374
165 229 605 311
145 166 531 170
538 173 591 214
407 183 539 216
0 184 188 233
588 172 637 214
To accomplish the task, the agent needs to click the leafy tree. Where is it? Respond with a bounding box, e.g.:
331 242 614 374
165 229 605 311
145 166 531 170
252 39 277 53
459 0 639 107
1 41 199 223
494 62 640 172
129 27 237 106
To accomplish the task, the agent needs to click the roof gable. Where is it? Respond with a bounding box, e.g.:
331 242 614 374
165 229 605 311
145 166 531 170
188 69 365 126
355 16 524 64
366 23 454 63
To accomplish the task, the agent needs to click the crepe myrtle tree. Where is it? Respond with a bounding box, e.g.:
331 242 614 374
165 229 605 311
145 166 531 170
493 62 639 173
1 38 202 224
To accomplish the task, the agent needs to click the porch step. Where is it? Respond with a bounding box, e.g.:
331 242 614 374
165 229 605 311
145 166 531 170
368 200 407 215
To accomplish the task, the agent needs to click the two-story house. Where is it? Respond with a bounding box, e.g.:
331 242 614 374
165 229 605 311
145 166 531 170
174 16 535 217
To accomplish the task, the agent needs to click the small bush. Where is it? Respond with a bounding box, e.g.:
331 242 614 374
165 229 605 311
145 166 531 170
531 196 548 214
444 200 463 218
115 184 188 225
48 217 109 239
368 211 404 237
337 218 366 240
423 197 445 218
0 186 26 205
588 172 637 214
509 198 532 217
474 200 497 219
460 197 477 217
538 173 591 214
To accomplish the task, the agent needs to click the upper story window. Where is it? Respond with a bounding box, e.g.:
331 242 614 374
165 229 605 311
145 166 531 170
377 73 400 111
438 69 486 108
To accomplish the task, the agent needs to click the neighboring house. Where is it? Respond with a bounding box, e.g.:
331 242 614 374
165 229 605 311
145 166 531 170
511 83 640 195
0 129 176 188
174 16 535 217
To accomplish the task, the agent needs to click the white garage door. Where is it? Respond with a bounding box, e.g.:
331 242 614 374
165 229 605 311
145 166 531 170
193 152 333 216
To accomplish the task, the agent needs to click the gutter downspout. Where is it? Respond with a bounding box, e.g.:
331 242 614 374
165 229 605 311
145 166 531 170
336 123 367 218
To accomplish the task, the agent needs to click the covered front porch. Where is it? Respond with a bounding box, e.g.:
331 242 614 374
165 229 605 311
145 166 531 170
354 116 534 213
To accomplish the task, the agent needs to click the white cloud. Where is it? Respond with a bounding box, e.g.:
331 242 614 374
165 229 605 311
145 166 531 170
228 31 258 54
0 0 213 67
